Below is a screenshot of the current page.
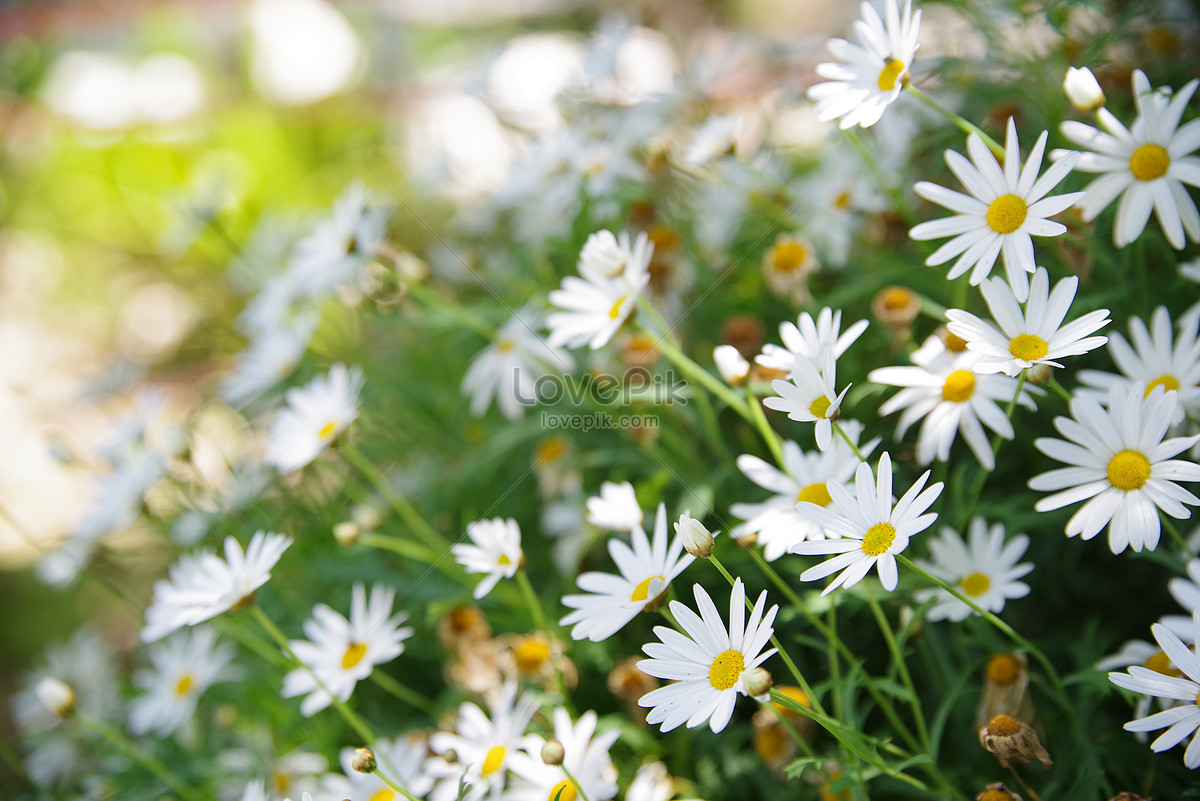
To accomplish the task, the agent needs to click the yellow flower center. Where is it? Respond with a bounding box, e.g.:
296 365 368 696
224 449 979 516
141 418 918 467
1008 334 1049 362
771 685 810 717
987 714 1021 736
979 791 1010 801
985 194 1028 234
174 674 194 696
877 58 906 91
481 745 506 776
318 420 339 440
709 649 745 691
1106 449 1151 491
1144 651 1183 677
808 395 832 419
495 340 514 354
834 191 853 211
548 779 577 801
1129 143 1170 181
342 642 368 670
368 791 396 801
861 522 896 556
272 771 292 793
944 332 969 352
961 572 991 597
514 635 551 673
534 436 567 464
796 482 832 506
942 370 976 402
754 720 789 761
608 296 627 320
770 241 809 273
631 575 666 603
882 287 914 309
1146 374 1180 395
497 553 512 566
986 653 1020 685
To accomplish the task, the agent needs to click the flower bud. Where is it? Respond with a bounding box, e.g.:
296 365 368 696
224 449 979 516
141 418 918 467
1025 363 1053 385
1064 67 1105 113
675 512 713 558
333 521 360 547
351 747 377 774
35 677 75 719
743 667 772 699
714 345 750 386
540 740 565 766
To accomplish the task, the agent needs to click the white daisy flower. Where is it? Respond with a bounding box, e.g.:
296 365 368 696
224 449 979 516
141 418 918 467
506 708 619 801
638 578 778 734
1109 617 1200 768
547 230 653 350
625 760 675 801
806 0 921 129
756 307 870 376
264 363 364 474
220 746 327 801
1056 69 1200 249
129 626 234 737
1078 306 1200 423
427 681 540 801
219 316 316 408
462 311 575 421
868 335 1037 470
289 181 387 297
913 517 1033 622
910 118 1083 302
453 518 523 599
763 351 850 452
282 584 413 717
730 423 879 561
1029 382 1200 554
760 233 819 304
585 480 644 532
1180 258 1200 330
323 736 433 801
681 114 739 166
141 530 292 643
1099 636 1187 738
793 451 943 595
560 503 696 642
946 267 1110 376
13 627 121 737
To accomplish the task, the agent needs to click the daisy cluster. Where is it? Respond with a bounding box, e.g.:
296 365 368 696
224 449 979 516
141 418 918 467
13 1 1200 801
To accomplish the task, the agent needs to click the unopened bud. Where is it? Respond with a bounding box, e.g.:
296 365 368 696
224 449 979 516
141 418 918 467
744 667 772 699
1025 363 1053 385
333 521 361 547
35 677 75 719
675 512 713 558
540 740 565 766
1064 67 1105 113
713 345 750 386
442 749 459 764
352 505 383 531
351 747 376 774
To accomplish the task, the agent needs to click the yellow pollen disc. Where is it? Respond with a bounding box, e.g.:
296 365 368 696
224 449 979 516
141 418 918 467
1107 449 1151 491
495 340 514 354
497 553 512 566
985 194 1028 234
631 575 666 603
272 771 291 793
368 790 396 801
771 685 810 717
961 572 991 597
709 649 745 691
548 779 577 801
877 58 906 91
834 191 853 211
861 522 896 556
986 653 1021 685
770 241 809 273
942 370 976 402
979 791 1010 801
535 436 567 464
882 287 913 309
318 420 338 440
514 636 551 673
1008 334 1049 362
608 296 627 320
341 642 368 670
1144 651 1182 677
1129 143 1170 181
174 674 194 696
1146 374 1181 395
808 395 832 419
987 714 1021 736
755 721 789 760
944 332 969 352
797 483 832 506
481 745 506 777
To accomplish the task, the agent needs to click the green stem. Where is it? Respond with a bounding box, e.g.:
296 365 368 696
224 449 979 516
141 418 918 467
560 764 591 801
373 763 422 801
340 442 447 552
1046 377 1075 404
905 84 1005 158
516 567 549 633
746 388 785 466
961 372 1027 527
863 589 933 759
833 420 867 462
842 128 918 225
360 532 441 564
75 713 210 801
404 279 497 339
370 671 440 716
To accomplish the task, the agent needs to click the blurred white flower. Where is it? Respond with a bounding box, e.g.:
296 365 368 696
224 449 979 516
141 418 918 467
129 626 234 737
265 363 364 474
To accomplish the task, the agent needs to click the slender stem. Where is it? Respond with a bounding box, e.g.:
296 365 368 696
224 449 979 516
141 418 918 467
370 671 440 716
403 278 497 339
75 713 210 801
825 595 867 801
863 589 932 758
842 128 918 225
962 372 1027 526
746 388 785 466
1005 761 1045 801
340 442 447 552
905 84 1005 158
1046 377 1075 404
373 763 422 801
833 421 867 462
1161 512 1192 556
360 532 441 564
516 567 549 633
560 764 591 801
